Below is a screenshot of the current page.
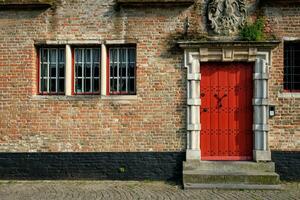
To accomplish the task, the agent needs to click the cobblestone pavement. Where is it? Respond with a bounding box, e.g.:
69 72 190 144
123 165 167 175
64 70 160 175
0 181 299 200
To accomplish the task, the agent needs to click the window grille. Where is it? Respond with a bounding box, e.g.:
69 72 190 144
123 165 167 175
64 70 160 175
39 47 65 94
109 47 136 94
284 42 300 92
74 48 101 94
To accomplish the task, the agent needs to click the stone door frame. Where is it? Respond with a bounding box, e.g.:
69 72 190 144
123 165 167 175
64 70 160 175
180 42 277 162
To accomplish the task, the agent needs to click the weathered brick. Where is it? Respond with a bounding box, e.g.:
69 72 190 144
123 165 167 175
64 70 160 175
0 0 298 154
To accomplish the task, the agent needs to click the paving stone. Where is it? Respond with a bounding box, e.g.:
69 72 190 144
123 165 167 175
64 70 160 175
0 181 299 200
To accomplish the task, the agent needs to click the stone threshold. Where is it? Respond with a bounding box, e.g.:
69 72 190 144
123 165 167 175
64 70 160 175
185 183 282 190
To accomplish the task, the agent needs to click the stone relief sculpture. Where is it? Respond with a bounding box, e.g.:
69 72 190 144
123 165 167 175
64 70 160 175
207 0 247 35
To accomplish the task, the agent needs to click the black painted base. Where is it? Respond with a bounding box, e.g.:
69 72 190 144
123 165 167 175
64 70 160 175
271 151 300 181
0 152 185 181
0 151 299 181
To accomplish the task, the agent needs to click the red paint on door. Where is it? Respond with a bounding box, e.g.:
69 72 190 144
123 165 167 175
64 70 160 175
200 62 253 160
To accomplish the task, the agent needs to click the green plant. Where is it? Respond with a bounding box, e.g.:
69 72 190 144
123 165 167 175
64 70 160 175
118 167 126 173
240 18 265 41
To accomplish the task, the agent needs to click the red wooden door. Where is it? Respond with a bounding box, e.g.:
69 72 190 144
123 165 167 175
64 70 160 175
200 62 253 160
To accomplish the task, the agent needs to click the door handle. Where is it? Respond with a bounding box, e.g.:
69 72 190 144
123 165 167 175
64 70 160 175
203 108 208 112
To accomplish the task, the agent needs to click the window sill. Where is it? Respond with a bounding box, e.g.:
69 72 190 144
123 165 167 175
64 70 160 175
278 92 300 99
31 95 101 101
31 95 139 102
101 95 139 100
102 95 139 104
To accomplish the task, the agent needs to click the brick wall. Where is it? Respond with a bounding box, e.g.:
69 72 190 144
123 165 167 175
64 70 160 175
0 0 299 154
0 0 193 152
263 2 300 151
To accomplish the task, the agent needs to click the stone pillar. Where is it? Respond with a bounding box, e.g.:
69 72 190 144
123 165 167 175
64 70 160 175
253 58 271 161
186 59 201 160
101 44 107 96
65 45 72 96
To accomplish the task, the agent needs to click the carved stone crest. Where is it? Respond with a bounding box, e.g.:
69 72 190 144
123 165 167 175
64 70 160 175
207 0 247 35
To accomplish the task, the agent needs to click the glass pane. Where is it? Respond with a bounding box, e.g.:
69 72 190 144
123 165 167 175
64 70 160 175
128 48 136 63
84 64 91 77
110 49 118 63
110 64 117 77
120 48 126 63
50 65 56 77
58 79 65 93
284 65 290 75
76 79 82 93
40 78 48 92
93 79 99 92
49 49 57 63
284 73 289 86
76 64 82 77
120 78 126 92
59 65 64 77
94 64 99 77
85 78 91 92
93 49 100 63
110 78 117 92
294 75 300 89
295 54 300 66
129 78 135 93
50 79 56 92
294 83 300 90
85 49 91 63
294 66 300 75
59 49 65 63
75 49 82 62
120 63 126 77
128 63 135 77
41 64 48 77
41 49 48 62
284 82 289 90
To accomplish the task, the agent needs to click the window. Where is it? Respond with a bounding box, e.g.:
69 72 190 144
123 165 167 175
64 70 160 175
74 48 101 94
284 41 300 92
39 47 65 94
108 46 136 94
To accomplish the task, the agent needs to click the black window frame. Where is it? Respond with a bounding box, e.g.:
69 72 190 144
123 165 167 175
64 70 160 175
284 41 300 92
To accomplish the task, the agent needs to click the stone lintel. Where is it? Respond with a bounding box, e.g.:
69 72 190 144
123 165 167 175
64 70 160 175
117 0 194 6
35 40 103 45
0 0 54 9
105 39 137 45
178 41 280 50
